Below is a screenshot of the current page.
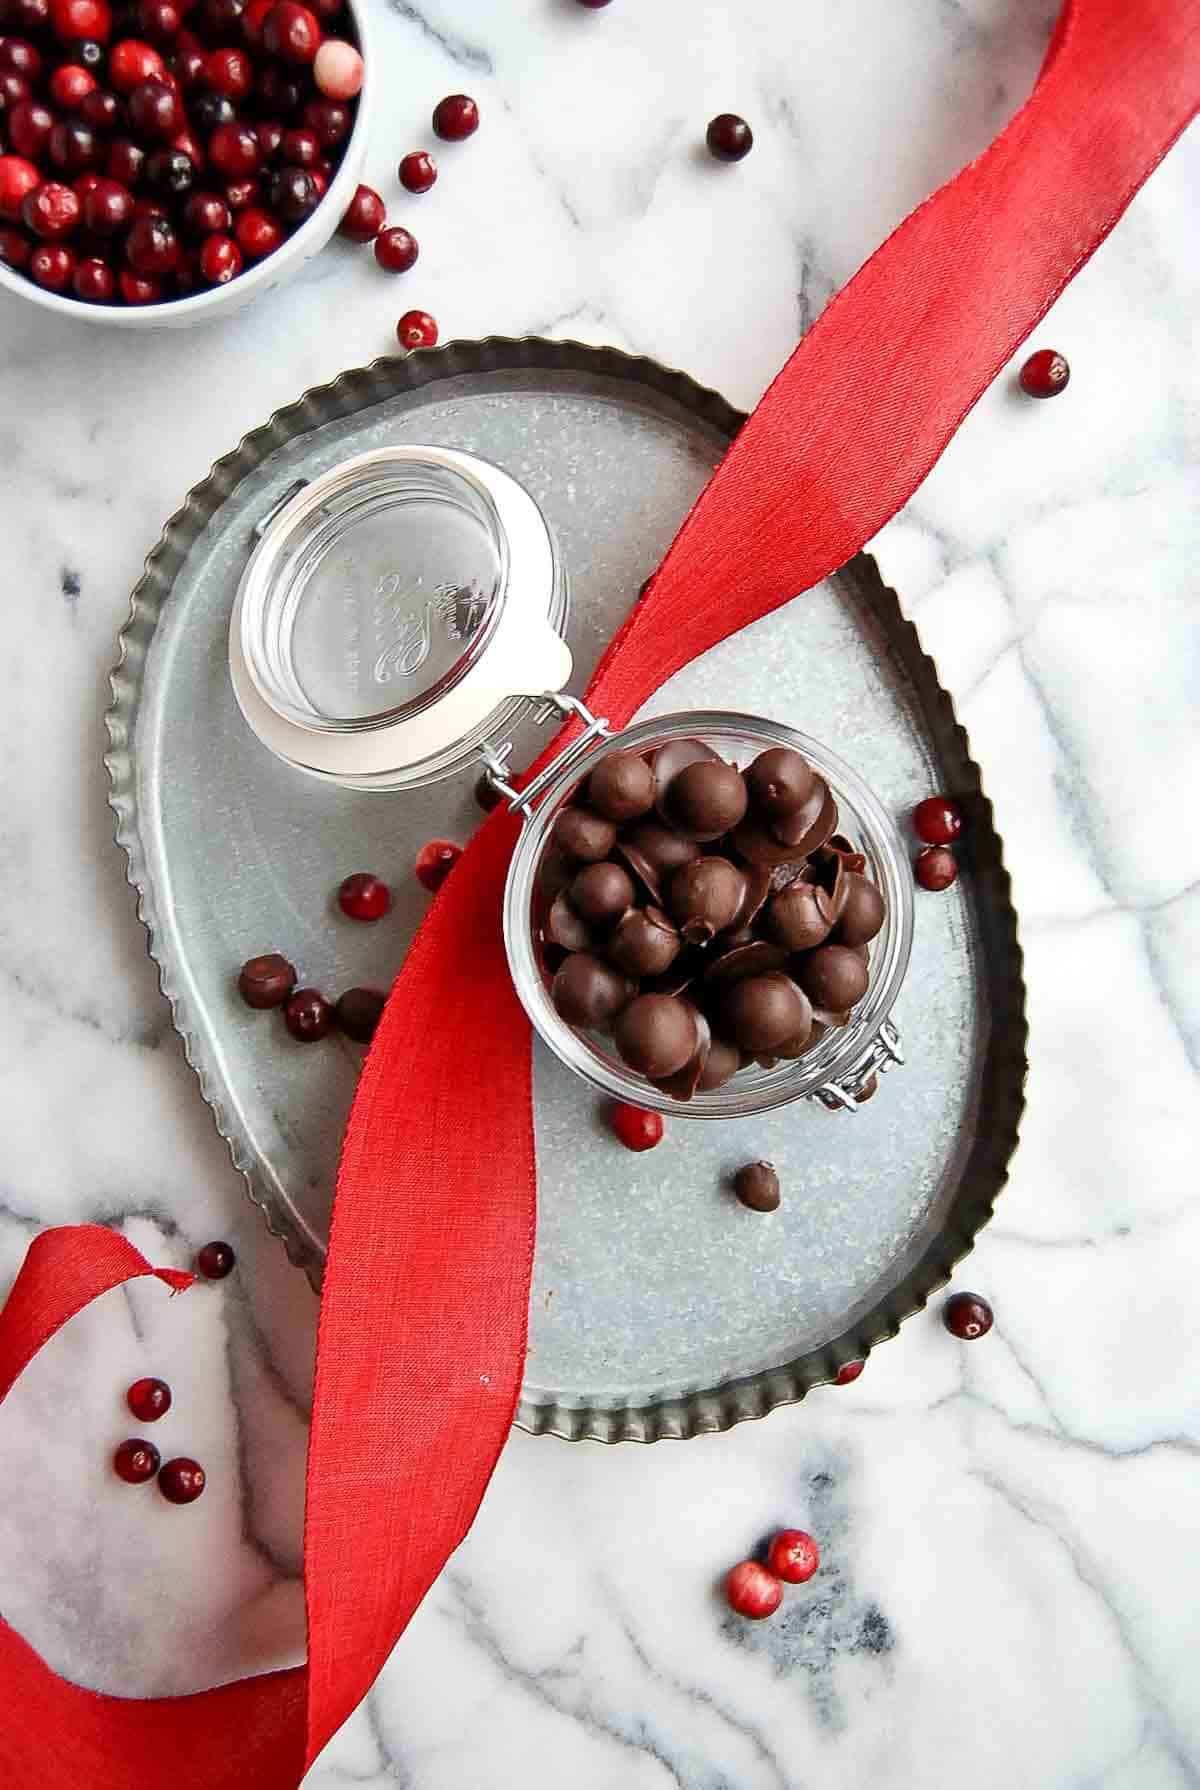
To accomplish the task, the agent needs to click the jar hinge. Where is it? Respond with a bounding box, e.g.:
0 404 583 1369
812 1019 904 1113
477 694 611 820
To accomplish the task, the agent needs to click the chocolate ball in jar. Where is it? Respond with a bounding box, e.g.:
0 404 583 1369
569 861 635 926
553 805 618 864
662 759 748 842
552 953 634 1030
586 750 656 823
723 972 812 1055
614 993 700 1080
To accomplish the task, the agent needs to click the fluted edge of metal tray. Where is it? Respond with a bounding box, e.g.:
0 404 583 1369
104 336 1028 1444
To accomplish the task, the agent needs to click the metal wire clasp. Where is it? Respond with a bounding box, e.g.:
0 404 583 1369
812 1019 904 1112
476 694 612 820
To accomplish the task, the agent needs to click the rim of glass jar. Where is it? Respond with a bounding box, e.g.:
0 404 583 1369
503 712 915 1119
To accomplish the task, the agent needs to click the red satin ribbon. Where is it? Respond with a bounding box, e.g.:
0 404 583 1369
2 4 1197 1782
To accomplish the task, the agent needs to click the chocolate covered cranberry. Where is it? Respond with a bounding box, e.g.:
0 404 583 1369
723 972 811 1054
613 994 697 1079
552 952 633 1030
734 1160 780 1212
570 860 634 925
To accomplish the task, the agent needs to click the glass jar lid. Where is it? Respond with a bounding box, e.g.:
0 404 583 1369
229 445 572 789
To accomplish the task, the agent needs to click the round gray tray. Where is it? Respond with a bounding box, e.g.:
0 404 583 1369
106 339 1026 1442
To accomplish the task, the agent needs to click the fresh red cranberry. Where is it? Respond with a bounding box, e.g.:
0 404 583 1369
49 119 101 172
80 87 123 130
725 1561 782 1620
169 41 206 86
706 112 753 162
198 226 238 280
432 92 477 141
131 193 167 217
283 985 333 1041
255 118 284 159
158 1456 206 1503
0 39 43 82
125 208 176 269
414 838 461 893
833 1359 865 1385
170 124 203 165
0 69 32 113
0 153 40 220
913 796 963 845
307 165 326 198
233 201 278 255
183 187 227 231
145 145 193 193
22 180 81 237
128 75 181 135
914 845 958 892
257 62 302 114
240 0 272 42
114 1437 161 1483
262 0 318 61
278 123 317 166
943 1291 993 1340
189 87 234 132
196 1238 236 1279
205 43 251 97
208 119 258 175
766 1529 820 1584
398 149 435 194
610 1102 664 1152
268 162 315 219
68 35 107 70
51 0 112 41
106 136 145 184
337 870 390 921
222 173 257 207
373 223 416 272
126 1375 172 1420
0 225 31 267
395 307 436 350
337 179 382 241
1019 348 1069 399
108 36 164 88
300 94 347 146
74 170 104 196
197 0 244 38
9 100 54 160
312 36 360 99
137 0 180 37
48 63 96 108
6 0 52 28
118 264 162 300
72 251 114 296
29 240 76 286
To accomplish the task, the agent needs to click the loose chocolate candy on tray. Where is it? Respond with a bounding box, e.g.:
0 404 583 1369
723 972 813 1054
734 1160 781 1211
613 993 700 1079
552 953 634 1029
608 904 681 978
667 855 745 944
662 759 749 841
586 750 656 822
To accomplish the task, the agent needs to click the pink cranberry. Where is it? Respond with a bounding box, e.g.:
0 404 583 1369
610 1102 663 1152
338 870 390 921
432 92 477 140
49 119 102 173
50 63 98 107
109 37 165 89
395 307 436 349
106 137 146 185
0 39 43 81
706 113 753 161
125 209 177 270
912 796 963 845
337 180 383 241
128 75 182 136
374 223 416 272
724 1561 782 1620
118 264 161 300
73 252 114 297
0 154 41 221
262 0 319 63
300 96 348 146
414 838 461 893
279 124 318 166
22 181 81 238
126 1375 172 1420
51 0 112 40
766 1529 820 1584
833 1359 865 1385
398 150 436 194
9 101 55 161
0 226 32 268
29 240 76 286
209 120 259 176
196 1239 236 1279
234 203 280 256
158 1456 206 1503
943 1291 993 1340
80 88 122 131
1019 348 1069 398
914 845 958 892
198 227 239 281
205 44 252 97
114 1438 161 1483
283 986 333 1041
312 36 360 99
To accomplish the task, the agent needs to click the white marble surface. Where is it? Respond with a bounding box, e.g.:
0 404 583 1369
1 0 1198 1783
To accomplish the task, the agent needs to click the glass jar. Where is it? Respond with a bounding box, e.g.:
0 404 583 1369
503 712 912 1118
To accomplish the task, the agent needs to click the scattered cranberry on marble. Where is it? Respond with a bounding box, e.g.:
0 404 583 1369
196 1239 236 1280
337 179 383 241
943 1290 993 1340
398 149 435 193
374 222 416 272
126 1375 172 1421
833 1359 865 1385
415 838 462 893
113 1438 161 1483
724 1561 783 1620
610 1102 664 1153
706 112 753 162
158 1456 206 1503
396 307 437 349
338 870 391 921
1019 348 1070 398
912 795 963 845
914 844 958 892
766 1529 820 1584
432 91 477 141
283 986 334 1041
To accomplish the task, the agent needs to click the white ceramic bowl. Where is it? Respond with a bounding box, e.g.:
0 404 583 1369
0 0 373 329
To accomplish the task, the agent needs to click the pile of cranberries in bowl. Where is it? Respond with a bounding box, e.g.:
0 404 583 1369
0 0 363 308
